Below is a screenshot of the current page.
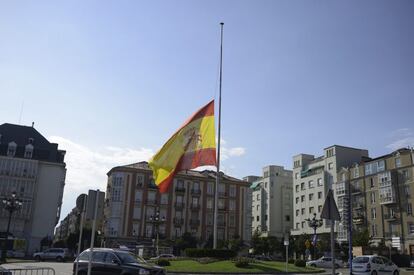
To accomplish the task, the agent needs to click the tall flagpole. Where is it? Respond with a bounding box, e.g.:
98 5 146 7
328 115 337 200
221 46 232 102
213 22 224 249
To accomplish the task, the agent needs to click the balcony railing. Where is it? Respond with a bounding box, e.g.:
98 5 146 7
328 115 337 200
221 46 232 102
352 215 365 225
380 194 396 204
191 189 201 196
174 218 184 226
175 186 186 193
146 199 157 205
190 219 200 226
218 205 226 210
190 203 200 210
384 213 399 221
175 202 185 209
218 192 227 197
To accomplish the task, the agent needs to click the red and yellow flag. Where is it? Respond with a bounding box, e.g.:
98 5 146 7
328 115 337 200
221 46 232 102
149 100 217 193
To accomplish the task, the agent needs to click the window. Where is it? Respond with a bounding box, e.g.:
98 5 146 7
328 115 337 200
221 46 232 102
308 180 314 188
265 214 268 221
309 207 314 214
370 192 376 204
371 208 376 219
301 182 305 190
295 197 299 204
265 182 267 188
136 175 144 187
160 193 168 204
256 194 260 201
395 158 401 168
301 221 305 228
405 186 411 198
296 223 299 229
328 162 333 170
301 195 305 202
407 203 412 216
134 191 142 203
285 215 290 221
295 185 299 192
256 205 259 211
7 142 17 157
301 208 305 215
336 182 346 196
229 215 236 227
317 178 323 186
24 144 33 159
354 167 359 178
295 173 299 179
371 224 378 237
229 200 236 211
229 185 236 197
256 216 259 221
207 198 213 209
207 182 214 195
296 210 299 216
309 193 314 201
370 178 375 188
318 192 322 199
318 205 322 213
408 223 414 234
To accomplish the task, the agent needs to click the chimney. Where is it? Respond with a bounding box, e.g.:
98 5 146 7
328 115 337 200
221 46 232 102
31 122 34 128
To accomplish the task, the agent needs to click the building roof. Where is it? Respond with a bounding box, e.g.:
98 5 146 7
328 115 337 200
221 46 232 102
0 123 65 163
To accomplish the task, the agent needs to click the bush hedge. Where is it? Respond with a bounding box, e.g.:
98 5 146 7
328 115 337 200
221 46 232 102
234 257 250 268
156 259 170 266
185 248 237 259
288 258 295 264
294 259 306 267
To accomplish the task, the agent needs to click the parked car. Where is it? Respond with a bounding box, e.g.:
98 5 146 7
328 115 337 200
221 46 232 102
306 256 344 268
150 254 176 260
73 248 166 275
33 248 72 262
352 255 399 275
6 250 25 258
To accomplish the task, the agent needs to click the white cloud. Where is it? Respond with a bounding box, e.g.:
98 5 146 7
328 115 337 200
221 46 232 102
222 147 246 160
386 128 414 150
49 136 154 219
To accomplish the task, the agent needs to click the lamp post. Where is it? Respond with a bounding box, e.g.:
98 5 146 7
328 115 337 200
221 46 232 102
150 208 165 257
305 213 323 260
2 191 23 262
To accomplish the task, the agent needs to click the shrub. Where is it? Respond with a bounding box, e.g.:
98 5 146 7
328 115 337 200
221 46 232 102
294 259 306 267
288 258 295 264
185 248 237 259
156 259 170 266
234 257 250 268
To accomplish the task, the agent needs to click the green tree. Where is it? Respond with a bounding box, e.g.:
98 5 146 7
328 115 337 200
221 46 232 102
293 234 309 258
175 232 197 253
353 228 370 247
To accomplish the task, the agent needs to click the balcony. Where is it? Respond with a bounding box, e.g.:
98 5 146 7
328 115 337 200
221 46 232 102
384 213 399 221
190 203 200 210
175 186 186 193
380 194 397 205
174 202 185 209
219 192 227 198
146 199 157 205
174 218 184 226
190 219 200 227
353 215 365 225
191 189 201 196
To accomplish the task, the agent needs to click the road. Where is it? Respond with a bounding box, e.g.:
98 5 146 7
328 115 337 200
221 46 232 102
1 262 413 275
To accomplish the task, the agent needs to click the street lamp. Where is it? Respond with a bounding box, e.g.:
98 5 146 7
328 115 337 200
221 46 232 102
149 208 165 257
1 191 23 262
305 213 323 260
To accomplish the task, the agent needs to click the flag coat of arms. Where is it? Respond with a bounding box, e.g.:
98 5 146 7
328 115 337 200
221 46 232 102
149 100 217 192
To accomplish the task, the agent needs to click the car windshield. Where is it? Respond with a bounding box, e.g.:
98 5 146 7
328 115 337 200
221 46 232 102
115 252 146 264
353 257 370 263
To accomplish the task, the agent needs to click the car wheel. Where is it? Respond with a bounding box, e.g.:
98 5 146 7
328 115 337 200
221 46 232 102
371 271 378 275
311 264 316 267
35 255 41 261
56 256 63 262
393 271 399 275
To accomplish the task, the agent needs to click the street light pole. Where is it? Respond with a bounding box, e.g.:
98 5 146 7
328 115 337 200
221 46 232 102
150 207 165 257
1 192 23 262
305 213 323 260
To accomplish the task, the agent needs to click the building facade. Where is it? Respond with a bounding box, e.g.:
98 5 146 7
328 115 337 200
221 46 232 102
336 148 414 256
0 123 66 254
104 162 251 246
249 165 293 238
291 145 369 236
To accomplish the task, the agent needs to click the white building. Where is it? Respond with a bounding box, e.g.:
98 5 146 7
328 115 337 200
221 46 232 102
0 123 66 254
248 165 293 238
291 145 368 237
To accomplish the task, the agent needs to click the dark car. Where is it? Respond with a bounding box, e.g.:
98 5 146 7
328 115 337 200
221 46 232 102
73 248 165 275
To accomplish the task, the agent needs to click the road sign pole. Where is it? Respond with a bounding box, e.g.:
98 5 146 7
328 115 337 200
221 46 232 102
331 220 335 275
87 190 100 275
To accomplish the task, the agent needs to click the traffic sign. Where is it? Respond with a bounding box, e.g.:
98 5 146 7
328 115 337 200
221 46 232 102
321 189 341 221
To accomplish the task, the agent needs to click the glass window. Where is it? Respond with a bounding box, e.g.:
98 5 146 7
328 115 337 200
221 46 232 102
328 162 333 170
301 182 305 190
295 197 299 203
407 203 412 215
317 178 323 186
309 193 314 201
301 195 305 202
354 167 359 178
229 200 236 211
207 182 214 195
92 252 106 263
318 192 322 199
395 158 401 168
229 185 236 197
308 180 314 188
295 185 299 192
207 198 213 209
370 192 376 203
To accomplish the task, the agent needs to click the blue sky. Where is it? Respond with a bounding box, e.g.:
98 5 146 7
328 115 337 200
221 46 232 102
1 1 413 219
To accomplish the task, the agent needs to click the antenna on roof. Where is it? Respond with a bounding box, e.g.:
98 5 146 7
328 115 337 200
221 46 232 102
18 100 24 124
31 122 34 128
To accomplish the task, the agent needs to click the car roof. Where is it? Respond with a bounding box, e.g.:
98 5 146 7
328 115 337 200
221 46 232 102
82 248 129 253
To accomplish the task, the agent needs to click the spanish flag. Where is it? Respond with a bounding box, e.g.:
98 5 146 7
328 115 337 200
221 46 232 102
149 100 217 193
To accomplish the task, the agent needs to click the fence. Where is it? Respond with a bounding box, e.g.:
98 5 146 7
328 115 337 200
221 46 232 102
2 267 55 275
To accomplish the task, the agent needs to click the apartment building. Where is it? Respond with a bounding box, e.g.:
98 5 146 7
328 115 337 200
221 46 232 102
104 162 251 246
248 165 293 238
336 148 414 256
0 123 66 254
291 145 369 236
